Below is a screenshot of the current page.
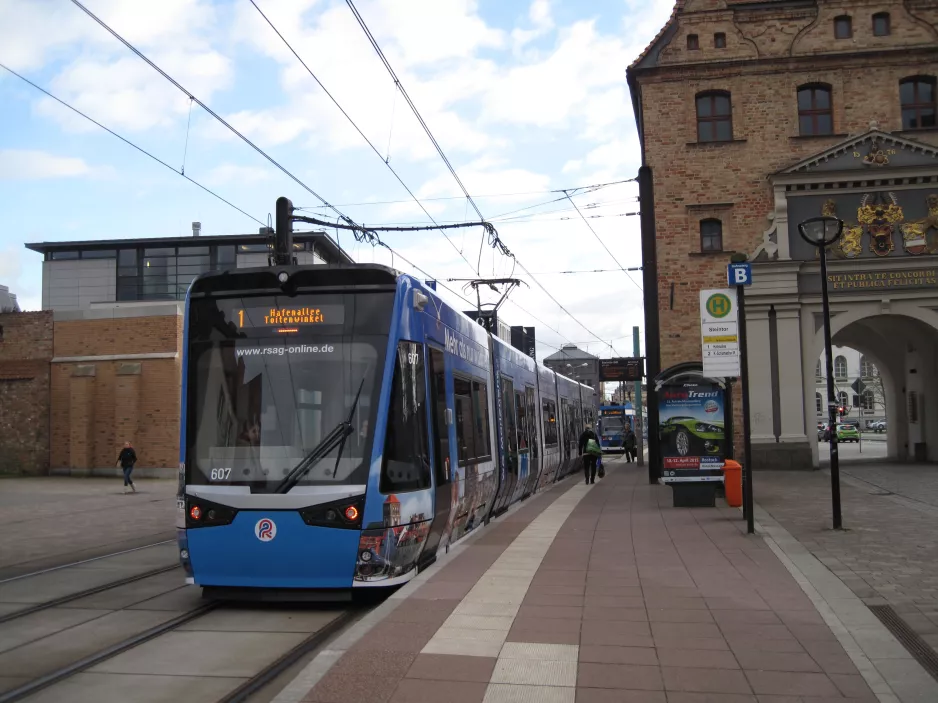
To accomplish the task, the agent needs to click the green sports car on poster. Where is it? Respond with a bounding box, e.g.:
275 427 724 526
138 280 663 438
659 416 725 457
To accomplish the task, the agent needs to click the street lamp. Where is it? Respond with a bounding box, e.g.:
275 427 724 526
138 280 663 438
797 215 844 530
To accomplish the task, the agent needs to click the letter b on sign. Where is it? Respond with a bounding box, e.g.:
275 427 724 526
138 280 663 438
728 263 752 287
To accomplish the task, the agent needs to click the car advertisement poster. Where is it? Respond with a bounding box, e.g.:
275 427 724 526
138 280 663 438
658 381 725 471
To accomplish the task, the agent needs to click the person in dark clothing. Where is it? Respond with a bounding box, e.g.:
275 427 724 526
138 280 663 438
623 425 637 463
578 424 599 485
116 441 137 493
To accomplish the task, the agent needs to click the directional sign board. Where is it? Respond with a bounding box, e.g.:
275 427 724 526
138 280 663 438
727 262 752 287
700 289 740 378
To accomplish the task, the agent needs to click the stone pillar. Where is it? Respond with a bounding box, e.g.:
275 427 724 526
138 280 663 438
745 307 775 443
777 307 808 443
69 365 96 472
114 362 141 452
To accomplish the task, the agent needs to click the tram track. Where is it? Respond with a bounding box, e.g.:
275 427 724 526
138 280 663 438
0 564 180 625
0 601 219 703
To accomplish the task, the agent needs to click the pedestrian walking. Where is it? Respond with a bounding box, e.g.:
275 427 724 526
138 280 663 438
578 423 602 485
624 425 637 463
116 441 137 494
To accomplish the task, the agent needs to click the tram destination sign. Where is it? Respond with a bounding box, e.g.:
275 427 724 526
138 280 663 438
599 357 644 382
234 304 345 328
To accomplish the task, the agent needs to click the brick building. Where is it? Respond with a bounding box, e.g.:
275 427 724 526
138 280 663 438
0 310 52 474
629 0 938 468
19 227 350 476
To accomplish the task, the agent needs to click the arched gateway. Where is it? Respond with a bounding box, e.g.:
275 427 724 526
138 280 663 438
747 130 938 468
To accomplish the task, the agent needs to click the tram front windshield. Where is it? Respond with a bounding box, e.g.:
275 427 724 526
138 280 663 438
185 292 393 492
601 414 625 437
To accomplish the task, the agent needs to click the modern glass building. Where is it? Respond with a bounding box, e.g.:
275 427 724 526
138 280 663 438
26 228 351 310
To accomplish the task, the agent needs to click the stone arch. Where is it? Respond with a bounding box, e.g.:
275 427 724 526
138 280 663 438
807 304 938 461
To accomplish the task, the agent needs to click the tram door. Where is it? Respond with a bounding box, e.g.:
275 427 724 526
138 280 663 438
422 346 455 563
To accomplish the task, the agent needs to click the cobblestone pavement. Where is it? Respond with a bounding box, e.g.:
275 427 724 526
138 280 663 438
0 477 177 576
755 466 938 657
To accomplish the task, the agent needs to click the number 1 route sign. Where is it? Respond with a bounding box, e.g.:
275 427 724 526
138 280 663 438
700 288 740 378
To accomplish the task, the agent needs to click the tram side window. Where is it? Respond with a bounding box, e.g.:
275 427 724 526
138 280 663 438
543 399 559 446
502 377 517 457
526 387 538 458
380 341 431 493
472 379 492 460
454 376 477 467
515 391 528 450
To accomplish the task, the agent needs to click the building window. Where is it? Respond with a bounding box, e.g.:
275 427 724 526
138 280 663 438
900 76 937 130
50 251 79 260
873 12 890 36
816 393 823 415
714 32 726 48
700 219 723 252
797 84 833 136
687 34 699 50
861 389 875 410
834 355 848 379
838 390 849 409
696 91 733 142
116 244 233 302
834 15 852 39
860 355 877 378
816 360 823 379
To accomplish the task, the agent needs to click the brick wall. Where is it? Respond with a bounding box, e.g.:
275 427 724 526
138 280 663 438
630 0 938 453
50 315 182 471
0 311 52 474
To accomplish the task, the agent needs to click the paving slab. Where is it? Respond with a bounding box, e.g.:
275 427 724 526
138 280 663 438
0 607 111 654
90 630 307 677
0 609 179 678
19 672 246 703
0 478 177 577
177 607 344 633
280 459 891 703
0 566 157 604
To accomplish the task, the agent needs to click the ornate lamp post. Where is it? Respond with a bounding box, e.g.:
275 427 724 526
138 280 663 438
798 216 845 530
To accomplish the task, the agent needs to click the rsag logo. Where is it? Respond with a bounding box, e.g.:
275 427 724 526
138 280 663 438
255 518 276 542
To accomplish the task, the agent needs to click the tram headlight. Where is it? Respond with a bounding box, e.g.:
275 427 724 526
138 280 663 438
360 550 373 562
190 505 202 521
180 549 189 560
277 271 289 284
344 506 359 521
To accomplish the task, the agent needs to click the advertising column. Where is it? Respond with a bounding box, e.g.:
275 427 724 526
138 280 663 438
659 383 726 473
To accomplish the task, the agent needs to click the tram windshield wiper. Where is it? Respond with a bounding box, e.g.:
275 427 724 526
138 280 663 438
274 378 366 494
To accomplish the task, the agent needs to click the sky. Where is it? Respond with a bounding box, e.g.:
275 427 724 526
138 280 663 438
0 0 674 361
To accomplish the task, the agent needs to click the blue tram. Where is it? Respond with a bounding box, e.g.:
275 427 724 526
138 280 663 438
598 404 631 452
176 263 592 598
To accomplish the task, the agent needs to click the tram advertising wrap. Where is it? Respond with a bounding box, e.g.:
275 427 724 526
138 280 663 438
658 382 725 470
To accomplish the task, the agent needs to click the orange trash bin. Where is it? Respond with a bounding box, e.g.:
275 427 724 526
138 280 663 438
722 459 743 507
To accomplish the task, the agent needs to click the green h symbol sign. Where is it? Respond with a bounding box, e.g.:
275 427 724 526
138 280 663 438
706 293 732 318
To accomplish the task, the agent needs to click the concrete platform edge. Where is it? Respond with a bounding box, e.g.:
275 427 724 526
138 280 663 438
269 474 580 703
753 501 938 703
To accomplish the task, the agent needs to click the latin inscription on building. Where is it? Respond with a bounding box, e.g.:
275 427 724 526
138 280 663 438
799 268 938 295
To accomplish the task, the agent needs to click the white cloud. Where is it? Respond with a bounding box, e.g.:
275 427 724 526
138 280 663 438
203 163 272 186
0 149 101 180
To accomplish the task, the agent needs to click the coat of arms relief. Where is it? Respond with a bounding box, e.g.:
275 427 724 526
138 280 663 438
819 193 938 259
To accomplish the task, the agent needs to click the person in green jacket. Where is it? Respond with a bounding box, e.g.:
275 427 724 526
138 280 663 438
578 424 600 485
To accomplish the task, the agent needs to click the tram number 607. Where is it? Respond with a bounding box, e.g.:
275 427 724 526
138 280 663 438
407 351 419 365
210 468 232 481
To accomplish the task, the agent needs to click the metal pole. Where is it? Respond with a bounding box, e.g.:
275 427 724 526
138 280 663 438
819 246 843 530
634 326 645 466
638 166 661 484
737 285 754 534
